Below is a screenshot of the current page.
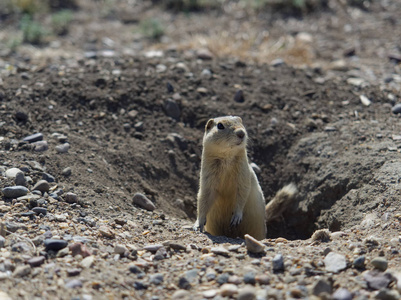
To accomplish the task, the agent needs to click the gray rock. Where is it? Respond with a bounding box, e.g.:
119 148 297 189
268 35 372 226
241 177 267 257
312 279 332 296
333 288 352 300
144 244 163 253
65 192 78 203
23 133 43 143
44 239 68 251
237 286 256 300
178 276 191 290
62 167 72 176
2 186 28 198
234 89 245 103
15 111 28 121
67 268 82 277
27 256 46 267
324 252 347 273
217 273 230 285
220 284 238 297
211 247 229 256
12 265 31 277
11 242 30 253
244 234 264 253
32 207 47 215
375 289 400 300
164 99 180 120
133 193 156 211
32 180 50 193
55 143 70 153
14 172 26 186
353 256 366 269
364 270 392 290
272 254 285 272
391 103 401 114
371 257 388 271
171 290 190 300
42 173 55 183
5 168 22 178
32 141 48 152
243 272 256 285
200 69 212 79
80 256 95 268
184 269 198 284
0 236 5 248
114 244 128 255
5 222 22 233
150 273 164 285
65 279 83 289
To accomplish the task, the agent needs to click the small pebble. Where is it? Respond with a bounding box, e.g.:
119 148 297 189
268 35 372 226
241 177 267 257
149 273 164 285
32 207 47 215
27 256 46 267
67 268 82 277
64 192 78 203
32 180 50 193
55 143 70 153
42 172 55 182
272 254 285 272
364 270 392 290
203 289 217 298
353 256 366 269
62 167 72 176
32 141 48 152
234 89 245 103
0 236 5 248
44 239 68 251
65 279 83 289
324 252 347 273
14 172 26 186
12 265 31 277
171 290 190 300
243 272 256 285
391 103 401 114
211 247 229 256
244 234 264 253
333 288 352 300
115 244 128 255
132 193 156 211
312 278 332 296
5 168 22 178
220 283 238 297
2 186 28 198
375 289 400 300
164 99 180 121
23 133 43 143
69 242 91 258
371 257 388 271
80 255 95 268
99 226 115 239
237 286 256 300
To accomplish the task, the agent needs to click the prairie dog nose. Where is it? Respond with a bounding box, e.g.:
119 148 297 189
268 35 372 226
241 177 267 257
236 129 245 139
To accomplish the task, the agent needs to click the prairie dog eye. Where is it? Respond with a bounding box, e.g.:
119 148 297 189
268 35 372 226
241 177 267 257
217 123 225 130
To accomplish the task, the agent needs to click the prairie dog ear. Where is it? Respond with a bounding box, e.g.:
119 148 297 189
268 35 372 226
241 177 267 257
205 119 214 131
236 116 243 123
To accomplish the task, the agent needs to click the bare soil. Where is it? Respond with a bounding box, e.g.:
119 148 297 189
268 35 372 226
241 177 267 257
1 1 401 299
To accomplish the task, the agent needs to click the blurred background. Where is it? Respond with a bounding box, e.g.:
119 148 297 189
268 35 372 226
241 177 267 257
1 0 400 91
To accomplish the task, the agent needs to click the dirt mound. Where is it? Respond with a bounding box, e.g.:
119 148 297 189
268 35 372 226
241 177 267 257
1 54 397 241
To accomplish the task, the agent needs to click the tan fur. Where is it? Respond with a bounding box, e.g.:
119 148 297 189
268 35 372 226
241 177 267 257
193 116 298 240
265 183 298 223
193 116 266 240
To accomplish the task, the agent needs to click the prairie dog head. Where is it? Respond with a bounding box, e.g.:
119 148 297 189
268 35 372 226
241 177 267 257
202 116 247 155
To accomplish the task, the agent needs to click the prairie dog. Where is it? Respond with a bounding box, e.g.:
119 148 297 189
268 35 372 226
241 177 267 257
193 116 297 240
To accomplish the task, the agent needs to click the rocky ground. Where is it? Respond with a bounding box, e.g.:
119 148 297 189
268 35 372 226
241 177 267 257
1 0 401 299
